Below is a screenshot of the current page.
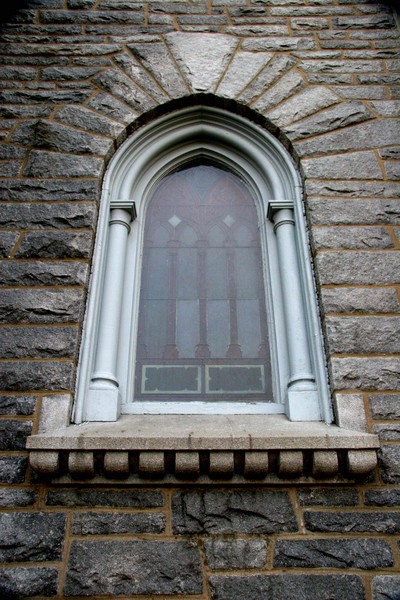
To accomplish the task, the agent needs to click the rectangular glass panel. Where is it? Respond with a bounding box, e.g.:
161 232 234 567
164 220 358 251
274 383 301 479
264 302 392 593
142 365 201 393
206 365 265 393
176 300 199 358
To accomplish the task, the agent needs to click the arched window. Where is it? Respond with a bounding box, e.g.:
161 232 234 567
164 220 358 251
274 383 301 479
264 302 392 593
74 106 331 423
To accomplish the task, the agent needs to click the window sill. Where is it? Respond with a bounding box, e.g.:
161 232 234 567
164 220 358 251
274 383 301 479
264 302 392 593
27 414 379 484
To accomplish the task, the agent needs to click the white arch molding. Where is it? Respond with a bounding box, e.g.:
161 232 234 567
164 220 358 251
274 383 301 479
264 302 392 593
74 106 332 424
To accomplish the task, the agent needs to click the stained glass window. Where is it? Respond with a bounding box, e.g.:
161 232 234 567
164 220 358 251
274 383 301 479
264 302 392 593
135 162 273 403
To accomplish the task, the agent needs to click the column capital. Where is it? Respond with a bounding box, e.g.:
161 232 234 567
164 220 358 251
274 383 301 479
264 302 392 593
266 199 293 221
110 199 137 221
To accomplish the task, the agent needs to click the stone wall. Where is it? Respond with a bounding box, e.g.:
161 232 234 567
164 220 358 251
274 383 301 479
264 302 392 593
0 1 399 598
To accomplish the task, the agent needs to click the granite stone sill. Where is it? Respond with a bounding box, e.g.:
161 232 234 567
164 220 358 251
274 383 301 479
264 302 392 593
27 415 379 484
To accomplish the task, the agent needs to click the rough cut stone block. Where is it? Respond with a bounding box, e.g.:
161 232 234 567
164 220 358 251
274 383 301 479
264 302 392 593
10 119 111 156
378 446 400 483
332 15 395 29
370 395 400 419
0 289 84 323
0 361 74 392
0 203 97 230
325 316 400 354
308 198 400 226
16 231 93 259
312 226 393 249
267 86 339 128
64 540 202 596
0 512 66 562
306 180 400 198
0 568 58 599
0 395 36 415
300 59 384 73
302 151 382 180
0 142 26 159
0 260 88 286
172 490 298 534
317 251 400 285
372 576 400 600
274 538 393 569
297 488 358 507
295 117 400 157
92 67 156 113
304 510 400 533
331 358 400 391
0 231 18 257
40 9 145 24
370 101 400 116
46 489 164 507
204 539 267 570
373 424 400 441
0 489 37 507
0 456 27 484
72 512 165 535
0 420 32 450
209 574 365 600
41 66 102 81
0 89 92 104
242 36 316 52
365 489 400 507
24 150 104 178
380 147 400 159
0 325 79 359
0 179 99 201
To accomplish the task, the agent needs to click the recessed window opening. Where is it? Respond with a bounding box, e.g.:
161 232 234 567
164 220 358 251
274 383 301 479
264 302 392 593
74 104 332 423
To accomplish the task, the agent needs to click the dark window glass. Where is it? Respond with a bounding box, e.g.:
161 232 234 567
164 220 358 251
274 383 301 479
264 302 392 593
135 162 272 403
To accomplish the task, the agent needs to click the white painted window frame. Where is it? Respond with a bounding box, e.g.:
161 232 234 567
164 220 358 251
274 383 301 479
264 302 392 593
73 106 332 423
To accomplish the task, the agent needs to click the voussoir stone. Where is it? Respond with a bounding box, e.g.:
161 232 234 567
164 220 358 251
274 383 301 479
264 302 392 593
93 67 157 113
267 86 339 128
64 540 202 596
172 490 298 534
165 32 238 93
284 100 374 140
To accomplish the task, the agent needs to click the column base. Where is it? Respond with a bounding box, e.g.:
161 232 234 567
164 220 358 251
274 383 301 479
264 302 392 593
286 389 321 421
85 387 122 422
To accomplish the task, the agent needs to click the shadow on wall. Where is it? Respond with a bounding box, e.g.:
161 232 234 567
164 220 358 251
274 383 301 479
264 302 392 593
0 0 29 24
